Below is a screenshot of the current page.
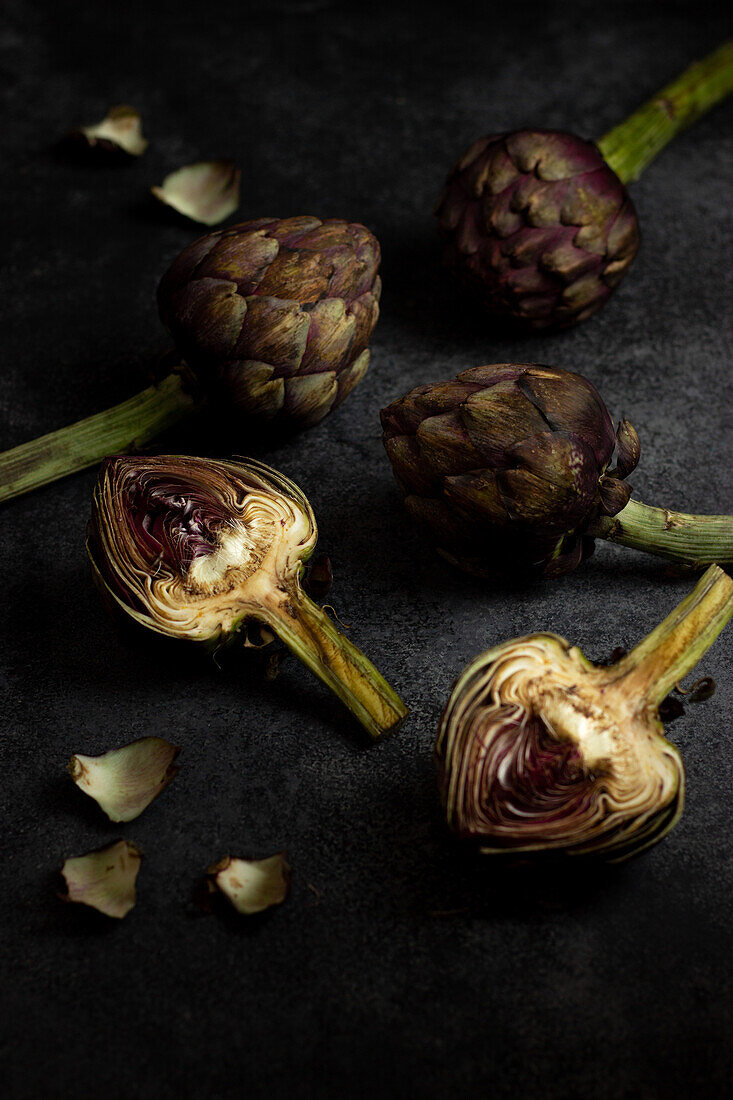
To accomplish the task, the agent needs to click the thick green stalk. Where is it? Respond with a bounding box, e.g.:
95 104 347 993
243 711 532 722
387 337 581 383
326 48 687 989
0 373 197 504
261 583 408 740
588 497 733 566
612 565 733 706
598 41 733 183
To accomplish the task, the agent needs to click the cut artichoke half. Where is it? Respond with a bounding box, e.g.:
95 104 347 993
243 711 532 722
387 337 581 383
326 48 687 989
437 565 733 861
68 737 180 822
88 455 407 739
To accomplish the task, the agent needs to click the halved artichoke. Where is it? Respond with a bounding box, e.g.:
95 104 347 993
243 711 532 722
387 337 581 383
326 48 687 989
436 565 732 861
88 454 407 740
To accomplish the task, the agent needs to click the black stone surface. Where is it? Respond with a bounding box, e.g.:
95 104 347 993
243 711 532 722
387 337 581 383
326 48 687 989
1 1 731 1096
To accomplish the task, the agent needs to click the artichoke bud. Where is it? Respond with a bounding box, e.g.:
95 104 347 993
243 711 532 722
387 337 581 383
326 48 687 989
614 418 641 479
382 364 620 577
157 217 381 432
436 131 640 330
88 455 407 740
436 565 733 861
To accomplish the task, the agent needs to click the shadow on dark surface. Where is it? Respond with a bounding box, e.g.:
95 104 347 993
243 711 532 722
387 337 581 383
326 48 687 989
40 870 122 938
378 225 564 355
375 768 632 918
41 773 117 830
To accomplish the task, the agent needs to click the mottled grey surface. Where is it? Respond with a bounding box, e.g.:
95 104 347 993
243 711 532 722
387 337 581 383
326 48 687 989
1 1 731 1097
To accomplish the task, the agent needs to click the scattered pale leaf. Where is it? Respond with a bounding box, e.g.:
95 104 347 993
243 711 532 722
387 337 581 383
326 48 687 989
68 737 180 822
207 853 290 915
151 161 240 225
60 840 142 919
71 105 148 157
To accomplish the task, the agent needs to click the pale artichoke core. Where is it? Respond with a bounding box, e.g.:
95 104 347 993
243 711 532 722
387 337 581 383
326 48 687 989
437 635 683 858
91 456 315 642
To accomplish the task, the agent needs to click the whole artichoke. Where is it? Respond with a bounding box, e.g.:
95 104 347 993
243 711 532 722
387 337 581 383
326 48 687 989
0 215 382 505
436 131 639 329
157 216 381 430
88 454 407 740
382 363 636 577
381 363 733 576
436 565 733 861
436 44 733 329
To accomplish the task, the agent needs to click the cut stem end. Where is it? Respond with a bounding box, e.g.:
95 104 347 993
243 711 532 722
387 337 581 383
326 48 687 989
261 584 408 740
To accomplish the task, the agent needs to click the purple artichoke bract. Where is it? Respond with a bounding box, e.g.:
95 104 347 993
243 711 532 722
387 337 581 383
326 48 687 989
435 131 640 330
157 216 381 430
381 363 637 577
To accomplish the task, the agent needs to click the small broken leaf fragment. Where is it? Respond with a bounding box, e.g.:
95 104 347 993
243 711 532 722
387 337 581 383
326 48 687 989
151 161 241 225
207 853 290 915
60 840 142 919
68 737 180 822
71 105 148 157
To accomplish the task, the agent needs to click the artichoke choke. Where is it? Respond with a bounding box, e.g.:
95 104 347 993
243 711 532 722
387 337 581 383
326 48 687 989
88 454 407 740
436 565 733 861
381 363 733 577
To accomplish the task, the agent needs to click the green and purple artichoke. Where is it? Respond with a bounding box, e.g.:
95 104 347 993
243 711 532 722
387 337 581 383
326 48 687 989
436 131 639 329
0 216 383 504
381 363 733 577
157 216 381 430
436 44 733 329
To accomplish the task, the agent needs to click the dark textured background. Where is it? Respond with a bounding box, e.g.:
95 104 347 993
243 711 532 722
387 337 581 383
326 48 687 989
1 1 731 1096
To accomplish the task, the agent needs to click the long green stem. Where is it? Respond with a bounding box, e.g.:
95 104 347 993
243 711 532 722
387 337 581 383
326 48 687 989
613 564 733 706
262 583 408 740
598 41 733 183
0 372 198 504
588 497 733 566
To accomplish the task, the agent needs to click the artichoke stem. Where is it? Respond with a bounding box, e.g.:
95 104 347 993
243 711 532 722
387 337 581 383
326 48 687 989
598 41 733 183
588 497 733 566
0 372 198 505
612 564 733 707
260 584 408 740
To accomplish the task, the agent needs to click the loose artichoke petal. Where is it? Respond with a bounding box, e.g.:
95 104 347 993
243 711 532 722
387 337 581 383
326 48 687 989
207 853 290 915
151 162 241 226
72 104 147 157
60 840 142 918
68 737 180 822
